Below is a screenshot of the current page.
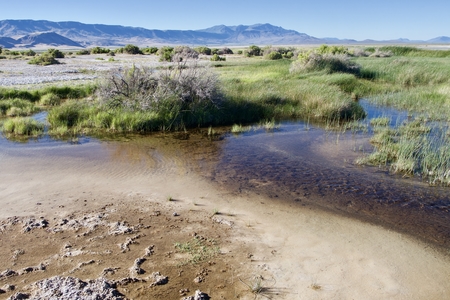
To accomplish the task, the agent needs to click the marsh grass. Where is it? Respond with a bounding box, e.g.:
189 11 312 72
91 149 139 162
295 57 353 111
357 118 450 185
0 98 39 117
2 117 44 136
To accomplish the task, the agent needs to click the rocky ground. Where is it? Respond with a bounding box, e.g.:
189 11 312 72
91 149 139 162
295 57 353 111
0 54 162 88
0 196 270 300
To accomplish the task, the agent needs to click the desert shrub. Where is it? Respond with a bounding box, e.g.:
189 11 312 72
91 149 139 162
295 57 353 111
172 46 199 62
106 51 115 56
266 51 283 60
90 47 110 54
141 47 158 54
0 56 5 59
237 50 243 55
158 46 174 62
245 45 262 57
290 52 361 75
195 47 212 55
317 45 349 55
97 55 221 128
2 117 44 136
40 93 61 106
76 49 90 55
28 53 60 66
123 44 142 55
210 54 226 61
221 47 233 55
21 49 36 56
211 48 220 55
47 48 65 58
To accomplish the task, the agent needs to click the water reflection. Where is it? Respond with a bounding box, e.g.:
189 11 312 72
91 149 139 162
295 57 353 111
1 112 449 249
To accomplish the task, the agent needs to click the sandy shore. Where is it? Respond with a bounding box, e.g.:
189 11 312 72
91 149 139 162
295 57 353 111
1 138 450 300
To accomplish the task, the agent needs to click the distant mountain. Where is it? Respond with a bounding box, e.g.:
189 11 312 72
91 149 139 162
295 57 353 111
0 19 321 48
0 19 449 49
427 36 450 43
15 32 82 47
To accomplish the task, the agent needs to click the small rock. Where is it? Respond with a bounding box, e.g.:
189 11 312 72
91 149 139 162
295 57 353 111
193 276 204 283
172 212 179 217
182 290 210 300
0 269 18 280
2 284 15 292
7 292 30 300
149 272 168 286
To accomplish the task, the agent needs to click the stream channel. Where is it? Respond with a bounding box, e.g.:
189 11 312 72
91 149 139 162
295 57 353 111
1 100 449 250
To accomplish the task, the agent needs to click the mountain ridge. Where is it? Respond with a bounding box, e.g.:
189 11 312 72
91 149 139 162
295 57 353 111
0 19 448 49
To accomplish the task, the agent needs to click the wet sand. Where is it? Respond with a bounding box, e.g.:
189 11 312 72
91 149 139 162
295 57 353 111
1 135 450 299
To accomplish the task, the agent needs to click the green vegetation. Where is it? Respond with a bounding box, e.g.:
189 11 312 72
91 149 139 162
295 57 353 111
357 119 450 185
2 117 44 136
210 54 226 61
174 236 220 265
28 53 60 66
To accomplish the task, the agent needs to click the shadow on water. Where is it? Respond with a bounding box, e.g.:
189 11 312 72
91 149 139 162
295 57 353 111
1 105 450 250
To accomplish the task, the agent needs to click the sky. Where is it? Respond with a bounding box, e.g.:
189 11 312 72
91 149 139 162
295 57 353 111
1 0 449 41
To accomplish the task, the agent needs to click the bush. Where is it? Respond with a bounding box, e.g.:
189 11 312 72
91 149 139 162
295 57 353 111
21 49 36 56
123 44 142 55
97 56 221 128
28 53 60 66
40 93 61 106
158 46 174 62
141 47 158 55
245 45 262 57
221 47 233 55
210 54 226 61
266 51 283 60
47 48 65 58
195 47 212 55
290 52 361 75
76 49 90 55
90 47 110 54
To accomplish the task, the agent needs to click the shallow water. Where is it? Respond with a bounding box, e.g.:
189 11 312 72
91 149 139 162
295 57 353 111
1 109 449 249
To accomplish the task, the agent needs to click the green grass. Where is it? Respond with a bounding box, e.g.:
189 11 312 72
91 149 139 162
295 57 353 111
357 119 450 185
174 236 220 265
2 117 44 136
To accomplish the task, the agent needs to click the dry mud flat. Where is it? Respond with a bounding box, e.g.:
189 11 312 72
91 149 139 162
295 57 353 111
0 196 263 300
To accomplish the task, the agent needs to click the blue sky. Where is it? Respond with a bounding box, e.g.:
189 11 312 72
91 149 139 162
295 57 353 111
1 0 449 40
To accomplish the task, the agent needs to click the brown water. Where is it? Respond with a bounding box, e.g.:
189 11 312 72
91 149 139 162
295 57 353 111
1 114 449 249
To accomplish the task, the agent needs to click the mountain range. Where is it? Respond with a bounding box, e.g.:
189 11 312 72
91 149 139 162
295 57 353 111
0 19 448 49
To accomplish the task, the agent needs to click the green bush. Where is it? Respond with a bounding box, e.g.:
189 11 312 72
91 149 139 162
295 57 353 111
40 93 61 106
141 47 158 54
158 46 174 61
123 44 142 55
76 49 90 55
291 52 361 75
90 47 110 54
245 45 262 57
21 49 36 56
210 54 226 61
29 53 60 65
195 46 212 55
47 48 65 58
266 51 283 60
